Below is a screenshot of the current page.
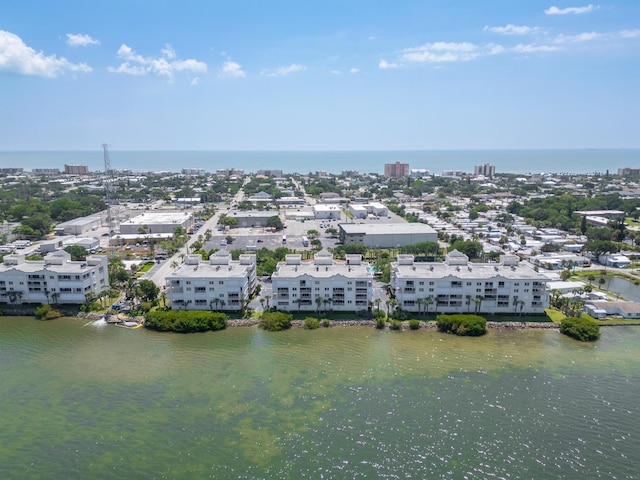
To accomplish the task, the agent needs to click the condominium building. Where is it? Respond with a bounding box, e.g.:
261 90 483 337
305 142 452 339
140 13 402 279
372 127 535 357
271 251 373 312
474 163 496 178
390 250 548 315
384 162 410 178
64 164 89 175
0 251 109 305
165 252 257 311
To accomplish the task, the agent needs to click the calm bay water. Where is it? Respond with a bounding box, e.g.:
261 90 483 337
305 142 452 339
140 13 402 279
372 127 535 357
1 149 638 175
1 317 639 479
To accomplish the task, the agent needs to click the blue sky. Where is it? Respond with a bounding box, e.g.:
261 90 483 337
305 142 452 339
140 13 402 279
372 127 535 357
1 1 639 150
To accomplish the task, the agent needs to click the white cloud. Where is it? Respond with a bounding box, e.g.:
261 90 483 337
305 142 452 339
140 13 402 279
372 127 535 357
108 43 207 81
0 30 91 77
555 31 603 43
484 24 538 35
66 33 100 47
261 64 306 77
513 43 561 53
161 44 176 59
378 59 398 69
401 42 479 63
545 4 599 15
330 70 341 75
219 60 245 78
350 67 360 74
190 77 200 86
620 29 640 38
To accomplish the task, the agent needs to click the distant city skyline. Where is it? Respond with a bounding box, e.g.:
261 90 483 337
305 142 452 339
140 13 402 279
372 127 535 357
1 1 639 151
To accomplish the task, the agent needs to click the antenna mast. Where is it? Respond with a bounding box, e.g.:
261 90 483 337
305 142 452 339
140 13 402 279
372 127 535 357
102 144 116 257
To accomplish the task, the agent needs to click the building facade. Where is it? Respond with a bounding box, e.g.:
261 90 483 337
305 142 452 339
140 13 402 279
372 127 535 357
64 164 89 175
474 163 496 178
119 212 194 235
390 251 548 315
384 162 410 178
271 252 373 312
165 252 257 311
0 251 109 305
338 223 437 248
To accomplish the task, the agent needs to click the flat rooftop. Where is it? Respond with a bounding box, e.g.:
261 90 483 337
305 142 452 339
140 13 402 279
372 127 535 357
121 212 191 226
393 261 546 281
272 260 372 279
340 223 437 235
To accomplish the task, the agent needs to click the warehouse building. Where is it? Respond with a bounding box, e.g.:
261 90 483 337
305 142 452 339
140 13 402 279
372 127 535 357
338 223 437 248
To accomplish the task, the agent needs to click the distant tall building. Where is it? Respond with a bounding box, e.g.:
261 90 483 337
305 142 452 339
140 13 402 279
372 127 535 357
0 168 23 175
341 170 359 177
182 168 205 175
618 167 640 176
256 169 283 177
64 164 88 175
31 168 60 175
384 162 410 178
474 163 495 178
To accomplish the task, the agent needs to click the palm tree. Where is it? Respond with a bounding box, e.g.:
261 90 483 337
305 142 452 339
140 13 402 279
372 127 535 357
518 300 526 316
424 296 433 316
315 295 323 313
259 298 265 311
51 291 60 305
374 298 382 312
264 295 271 309
465 294 473 313
474 296 484 314
213 298 220 311
219 300 226 311
323 297 332 313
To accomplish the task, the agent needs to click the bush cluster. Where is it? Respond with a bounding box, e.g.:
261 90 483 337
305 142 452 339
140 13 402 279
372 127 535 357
144 310 228 333
408 319 421 330
560 316 601 342
436 314 487 337
258 311 292 331
303 317 321 329
35 304 63 320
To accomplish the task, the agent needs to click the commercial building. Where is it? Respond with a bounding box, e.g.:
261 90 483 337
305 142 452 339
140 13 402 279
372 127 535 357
228 211 277 228
338 223 437 248
119 212 194 235
256 169 283 177
165 252 257 311
384 162 410 178
0 251 109 305
31 168 60 175
474 163 496 178
313 204 342 219
64 164 89 175
348 202 388 219
390 251 548 315
54 216 102 235
271 251 373 312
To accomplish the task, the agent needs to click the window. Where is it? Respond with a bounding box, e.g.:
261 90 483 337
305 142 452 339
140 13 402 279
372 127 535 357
419 281 424 285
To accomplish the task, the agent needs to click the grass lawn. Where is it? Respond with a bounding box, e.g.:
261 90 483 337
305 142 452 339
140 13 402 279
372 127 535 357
139 261 156 273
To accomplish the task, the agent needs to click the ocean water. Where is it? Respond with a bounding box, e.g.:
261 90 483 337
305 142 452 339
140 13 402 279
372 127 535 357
0 149 638 175
2 317 640 479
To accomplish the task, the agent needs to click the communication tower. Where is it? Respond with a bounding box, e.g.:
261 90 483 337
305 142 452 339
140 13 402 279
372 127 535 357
102 144 116 257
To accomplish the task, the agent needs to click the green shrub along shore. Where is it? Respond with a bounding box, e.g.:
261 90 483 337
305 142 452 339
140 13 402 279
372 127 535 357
560 316 601 342
144 310 228 333
137 309 599 342
436 314 488 337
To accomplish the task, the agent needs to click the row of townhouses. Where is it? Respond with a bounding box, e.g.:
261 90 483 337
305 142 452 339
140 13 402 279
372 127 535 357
0 248 549 314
